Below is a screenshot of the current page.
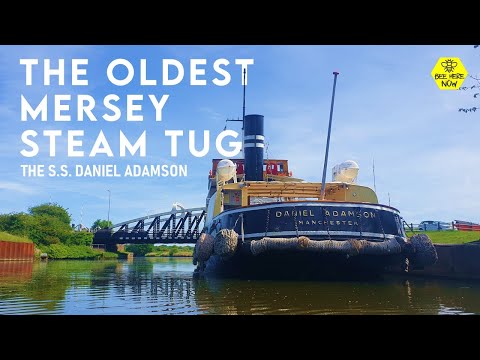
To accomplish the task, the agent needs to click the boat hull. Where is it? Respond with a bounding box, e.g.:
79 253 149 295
201 251 405 279
200 201 408 278
206 201 406 242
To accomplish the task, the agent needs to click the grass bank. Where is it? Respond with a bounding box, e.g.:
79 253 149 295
0 231 33 243
145 245 193 257
38 244 118 260
406 230 480 244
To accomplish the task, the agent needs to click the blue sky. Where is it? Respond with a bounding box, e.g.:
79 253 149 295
0 45 478 227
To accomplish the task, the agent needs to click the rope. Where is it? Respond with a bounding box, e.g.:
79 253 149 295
193 233 214 265
241 214 245 245
324 207 332 241
214 229 238 258
358 207 363 238
376 209 386 240
250 236 402 257
233 217 239 228
293 205 299 238
265 209 270 237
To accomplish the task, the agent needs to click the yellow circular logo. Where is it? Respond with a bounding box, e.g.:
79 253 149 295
431 57 468 90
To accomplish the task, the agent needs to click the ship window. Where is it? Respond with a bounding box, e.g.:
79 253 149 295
278 163 284 172
224 204 241 210
250 196 283 205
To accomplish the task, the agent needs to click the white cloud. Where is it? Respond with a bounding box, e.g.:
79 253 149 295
0 181 35 194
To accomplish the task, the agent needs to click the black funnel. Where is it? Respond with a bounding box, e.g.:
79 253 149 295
244 114 264 181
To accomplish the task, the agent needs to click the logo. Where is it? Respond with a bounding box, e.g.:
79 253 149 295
431 57 468 90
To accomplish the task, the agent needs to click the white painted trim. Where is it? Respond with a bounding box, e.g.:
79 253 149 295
244 135 265 141
217 201 400 216
244 143 265 148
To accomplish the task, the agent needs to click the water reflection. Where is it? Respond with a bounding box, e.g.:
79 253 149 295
0 261 33 281
193 276 480 314
0 258 479 314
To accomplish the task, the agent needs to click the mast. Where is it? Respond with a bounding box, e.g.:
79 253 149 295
320 71 340 200
242 68 246 139
225 69 247 151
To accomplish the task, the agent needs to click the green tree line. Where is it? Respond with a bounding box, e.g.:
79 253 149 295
92 219 113 230
0 203 93 246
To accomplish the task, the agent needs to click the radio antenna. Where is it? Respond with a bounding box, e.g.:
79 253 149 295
224 68 247 152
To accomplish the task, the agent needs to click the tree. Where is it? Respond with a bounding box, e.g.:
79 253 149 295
29 203 71 226
459 45 479 113
1 203 92 246
125 244 155 256
65 231 94 246
92 219 113 229
28 214 72 245
0 212 34 238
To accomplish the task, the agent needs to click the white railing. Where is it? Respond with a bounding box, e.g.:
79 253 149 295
403 221 455 232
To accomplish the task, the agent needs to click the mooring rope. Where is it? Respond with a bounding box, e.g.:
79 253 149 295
358 207 363 238
324 207 332 241
293 205 299 238
265 209 270 237
376 209 386 240
241 214 245 245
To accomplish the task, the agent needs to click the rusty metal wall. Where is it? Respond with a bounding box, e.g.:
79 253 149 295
0 241 34 260
0 261 33 280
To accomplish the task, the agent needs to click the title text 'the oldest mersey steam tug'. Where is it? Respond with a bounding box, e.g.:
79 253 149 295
193 72 438 278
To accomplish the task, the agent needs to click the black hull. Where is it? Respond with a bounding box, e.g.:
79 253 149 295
206 201 406 241
200 251 405 280
201 201 408 278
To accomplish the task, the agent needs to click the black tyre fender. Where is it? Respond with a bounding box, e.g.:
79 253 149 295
408 234 438 269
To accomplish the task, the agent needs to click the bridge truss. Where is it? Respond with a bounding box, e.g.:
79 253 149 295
93 207 207 245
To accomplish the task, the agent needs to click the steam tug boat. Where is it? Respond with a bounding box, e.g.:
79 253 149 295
193 79 437 279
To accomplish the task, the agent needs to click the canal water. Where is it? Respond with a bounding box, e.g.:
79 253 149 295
0 258 479 314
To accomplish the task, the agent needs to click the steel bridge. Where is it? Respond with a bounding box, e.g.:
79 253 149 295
93 207 206 245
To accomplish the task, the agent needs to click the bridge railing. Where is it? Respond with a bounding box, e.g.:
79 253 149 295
93 207 207 245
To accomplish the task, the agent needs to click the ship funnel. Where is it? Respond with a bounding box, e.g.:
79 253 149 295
244 114 264 181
